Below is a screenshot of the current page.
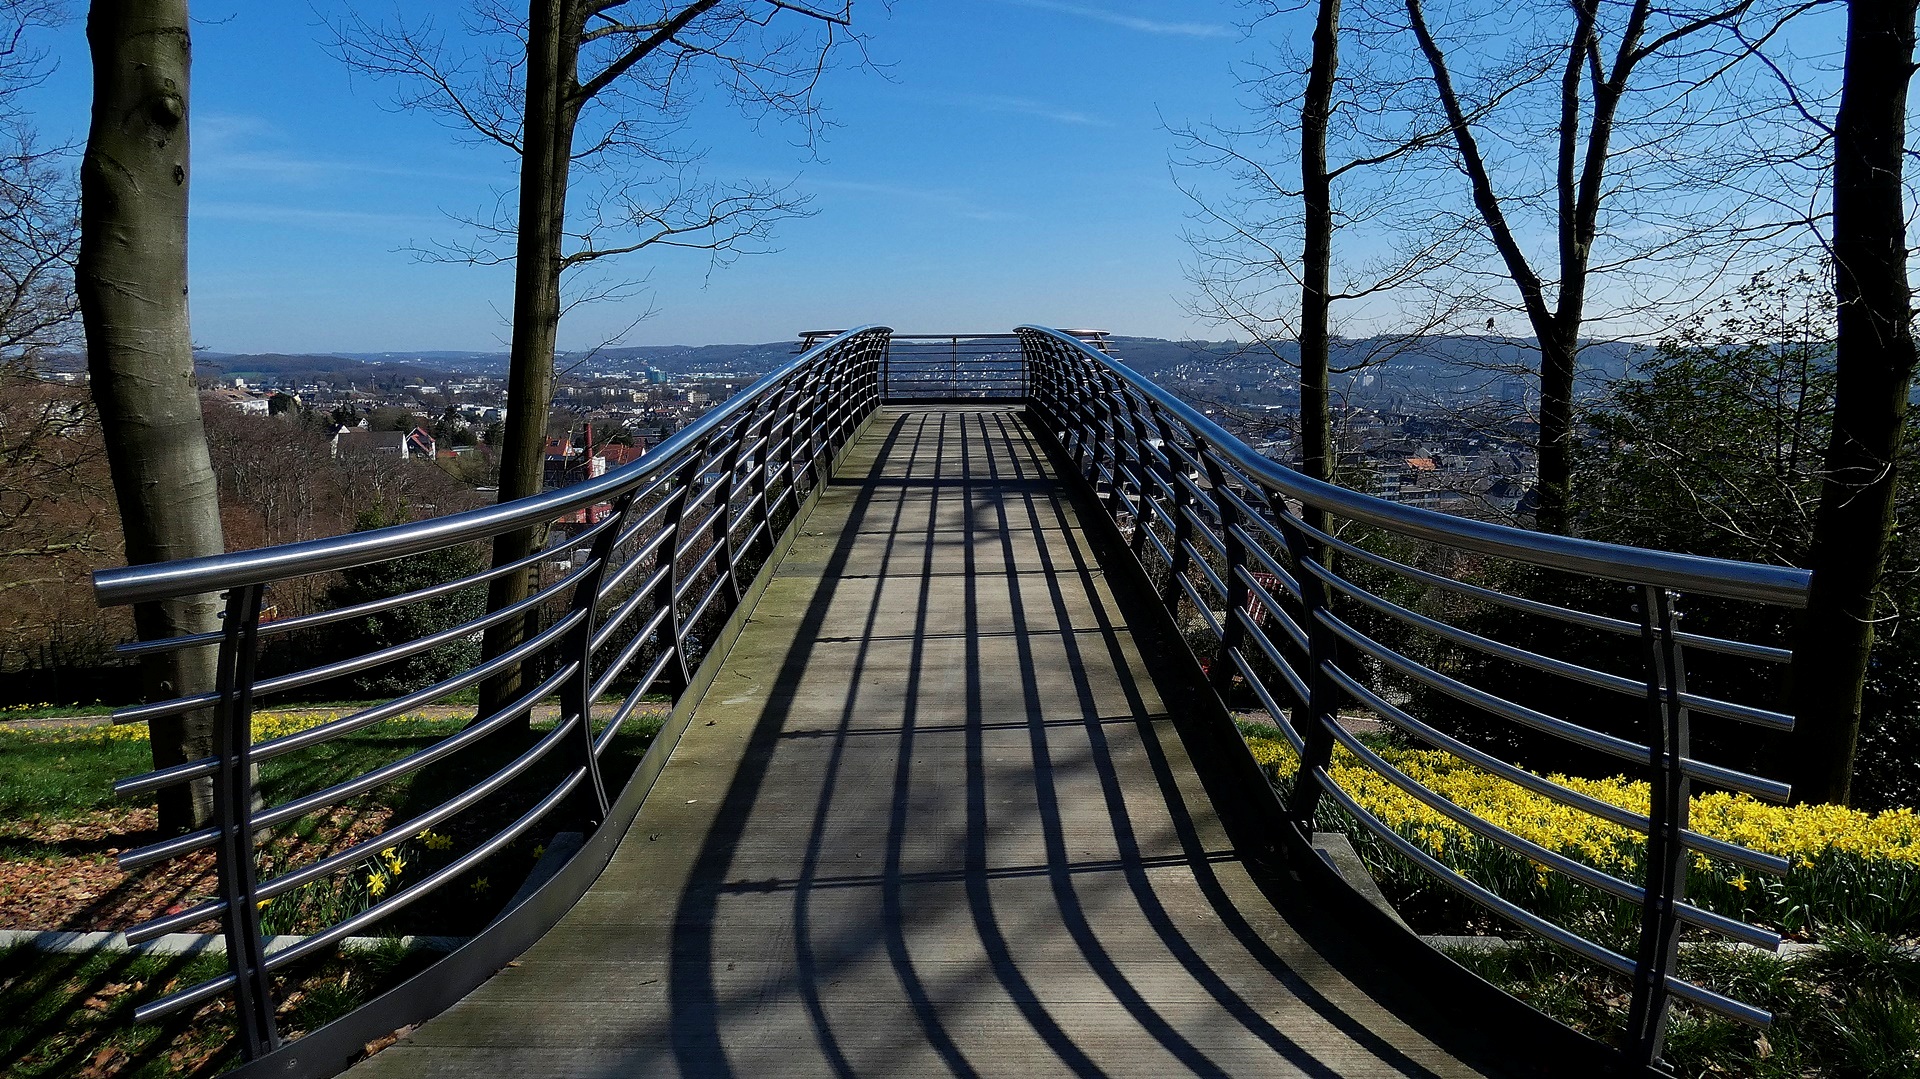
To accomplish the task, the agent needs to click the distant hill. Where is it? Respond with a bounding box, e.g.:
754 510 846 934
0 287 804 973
180 332 1649 409
192 352 470 387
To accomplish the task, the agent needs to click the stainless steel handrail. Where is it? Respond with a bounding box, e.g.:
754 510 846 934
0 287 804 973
94 325 893 608
1016 325 1809 607
1017 323 1811 1070
89 325 891 1068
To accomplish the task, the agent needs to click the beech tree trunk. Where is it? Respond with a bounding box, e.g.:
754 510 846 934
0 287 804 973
1787 0 1919 806
479 1 579 718
78 0 225 834
1298 0 1339 534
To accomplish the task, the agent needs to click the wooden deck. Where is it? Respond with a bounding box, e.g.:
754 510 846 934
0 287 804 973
352 408 1491 1078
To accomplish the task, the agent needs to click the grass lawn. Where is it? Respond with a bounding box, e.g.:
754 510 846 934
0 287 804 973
0 701 664 1075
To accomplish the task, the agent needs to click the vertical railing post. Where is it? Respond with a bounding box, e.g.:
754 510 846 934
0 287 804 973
559 493 634 828
1090 365 1128 520
709 420 748 609
746 405 776 563
1151 405 1195 614
1204 453 1247 703
651 456 700 694
1279 518 1342 826
882 334 893 402
1627 585 1692 1067
1114 384 1152 558
211 582 278 1059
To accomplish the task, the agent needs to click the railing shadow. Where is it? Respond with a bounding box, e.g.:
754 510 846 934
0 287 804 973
589 407 1460 1076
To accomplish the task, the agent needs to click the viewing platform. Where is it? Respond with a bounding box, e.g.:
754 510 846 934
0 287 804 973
88 327 1811 1078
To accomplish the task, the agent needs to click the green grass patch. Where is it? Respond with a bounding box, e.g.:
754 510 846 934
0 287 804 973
0 733 152 822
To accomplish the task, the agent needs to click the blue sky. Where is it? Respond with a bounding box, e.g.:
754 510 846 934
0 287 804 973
21 2 1264 353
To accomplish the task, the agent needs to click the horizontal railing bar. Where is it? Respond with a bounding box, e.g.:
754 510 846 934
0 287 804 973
110 564 586 728
255 610 586 761
1323 663 1791 875
589 602 676 703
256 712 583 902
1322 717 1652 905
673 542 725 603
253 661 580 832
1230 609 1311 706
1313 766 1643 980
1665 974 1776 1028
1227 646 1307 753
1303 512 1791 666
598 519 677 601
734 519 770 565
1676 692 1795 732
95 327 892 606
596 649 679 755
1319 715 1779 950
683 573 730 632
120 639 586 864
1233 569 1310 652
1227 524 1305 603
262 766 585 972
1181 505 1227 558
110 531 565 663
1322 664 1652 835
1177 575 1222 639
1680 756 1793 803
1185 541 1230 605
1320 611 1653 766
133 970 239 1025
124 897 226 944
1307 557 1650 700
583 579 675 679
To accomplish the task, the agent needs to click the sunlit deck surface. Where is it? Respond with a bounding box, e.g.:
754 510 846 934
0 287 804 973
352 407 1490 1078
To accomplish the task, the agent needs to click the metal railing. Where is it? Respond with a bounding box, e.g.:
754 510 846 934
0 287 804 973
87 322 1813 1073
91 326 890 1068
880 332 1026 399
1018 324 1811 1070
799 328 1109 401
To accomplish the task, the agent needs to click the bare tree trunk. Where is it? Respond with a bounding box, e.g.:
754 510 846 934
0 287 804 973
1535 323 1579 533
480 0 577 719
78 0 224 833
1787 0 1918 807
1298 0 1339 534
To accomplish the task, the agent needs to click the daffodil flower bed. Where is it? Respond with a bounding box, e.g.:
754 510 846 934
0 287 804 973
1245 735 1920 939
23 709 390 745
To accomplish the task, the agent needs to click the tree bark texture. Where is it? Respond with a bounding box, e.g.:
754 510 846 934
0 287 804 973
1298 0 1340 535
78 0 225 833
1787 0 1919 806
480 0 577 718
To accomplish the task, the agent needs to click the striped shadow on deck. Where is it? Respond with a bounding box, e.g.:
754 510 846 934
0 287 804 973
349 408 1494 1078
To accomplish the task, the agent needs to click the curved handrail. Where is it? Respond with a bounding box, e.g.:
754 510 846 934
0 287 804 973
1016 325 1810 607
94 325 893 607
1016 323 1810 1070
86 324 891 1069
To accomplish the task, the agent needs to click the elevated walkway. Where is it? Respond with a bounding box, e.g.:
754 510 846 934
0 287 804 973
351 408 1486 1077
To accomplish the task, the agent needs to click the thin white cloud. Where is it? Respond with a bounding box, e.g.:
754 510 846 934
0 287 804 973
806 178 1021 222
991 0 1231 38
962 94 1114 127
195 201 440 232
